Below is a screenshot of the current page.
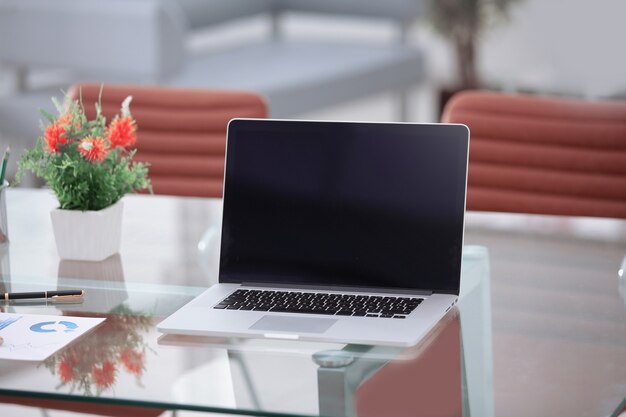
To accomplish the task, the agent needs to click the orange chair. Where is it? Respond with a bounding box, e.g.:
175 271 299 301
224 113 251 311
70 84 268 198
442 90 626 219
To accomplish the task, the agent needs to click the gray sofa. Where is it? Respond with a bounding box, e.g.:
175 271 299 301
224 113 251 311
0 0 426 175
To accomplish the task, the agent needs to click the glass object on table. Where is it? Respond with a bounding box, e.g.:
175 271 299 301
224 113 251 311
0 180 8 245
0 244 9 296
617 255 626 314
57 254 128 314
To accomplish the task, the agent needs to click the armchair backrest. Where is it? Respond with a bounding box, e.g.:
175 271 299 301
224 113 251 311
0 0 186 81
70 84 268 198
442 90 626 219
176 0 424 37
176 0 275 30
278 0 424 25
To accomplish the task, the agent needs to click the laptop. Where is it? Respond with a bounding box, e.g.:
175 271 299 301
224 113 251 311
158 119 469 347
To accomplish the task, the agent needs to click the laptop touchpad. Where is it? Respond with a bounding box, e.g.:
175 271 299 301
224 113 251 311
250 315 337 334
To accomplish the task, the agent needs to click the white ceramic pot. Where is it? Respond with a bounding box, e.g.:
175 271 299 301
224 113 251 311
50 200 123 261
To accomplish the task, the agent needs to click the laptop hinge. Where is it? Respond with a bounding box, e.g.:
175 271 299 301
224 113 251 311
239 282 434 296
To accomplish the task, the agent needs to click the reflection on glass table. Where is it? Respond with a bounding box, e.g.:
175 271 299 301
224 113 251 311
43 306 152 396
308 246 491 417
0 247 489 417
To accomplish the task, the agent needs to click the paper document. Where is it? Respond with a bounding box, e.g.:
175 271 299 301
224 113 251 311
0 313 105 361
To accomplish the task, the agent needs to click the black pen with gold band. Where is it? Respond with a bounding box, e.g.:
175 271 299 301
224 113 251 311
3 290 84 302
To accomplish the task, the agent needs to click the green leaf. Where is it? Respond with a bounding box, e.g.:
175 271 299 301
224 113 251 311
51 96 65 115
39 109 56 124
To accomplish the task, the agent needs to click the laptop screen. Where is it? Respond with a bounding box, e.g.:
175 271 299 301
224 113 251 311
220 120 468 294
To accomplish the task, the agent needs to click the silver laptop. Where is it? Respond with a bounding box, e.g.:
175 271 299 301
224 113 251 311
158 119 469 347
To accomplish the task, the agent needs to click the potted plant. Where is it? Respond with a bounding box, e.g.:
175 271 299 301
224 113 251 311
16 91 151 261
427 0 522 109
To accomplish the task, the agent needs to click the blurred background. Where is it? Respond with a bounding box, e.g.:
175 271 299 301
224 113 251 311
0 0 625 182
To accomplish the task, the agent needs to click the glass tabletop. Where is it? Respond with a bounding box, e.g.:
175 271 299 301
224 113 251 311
1 188 625 417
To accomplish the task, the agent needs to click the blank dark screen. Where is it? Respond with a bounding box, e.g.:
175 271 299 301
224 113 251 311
220 120 468 294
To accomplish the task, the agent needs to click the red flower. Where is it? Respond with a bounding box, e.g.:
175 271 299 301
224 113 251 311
107 116 137 149
43 112 83 153
78 137 108 162
58 360 75 383
92 361 116 389
57 112 81 130
44 122 68 153
120 349 145 376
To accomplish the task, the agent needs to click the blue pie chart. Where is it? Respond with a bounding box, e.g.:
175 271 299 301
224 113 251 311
30 321 78 333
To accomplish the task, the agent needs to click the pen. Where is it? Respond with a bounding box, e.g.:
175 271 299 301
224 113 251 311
0 146 10 184
3 290 84 302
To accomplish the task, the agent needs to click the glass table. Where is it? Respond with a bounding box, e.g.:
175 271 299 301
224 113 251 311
1 188 625 417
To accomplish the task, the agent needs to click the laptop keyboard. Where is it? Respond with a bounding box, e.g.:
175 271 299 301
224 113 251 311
213 289 423 319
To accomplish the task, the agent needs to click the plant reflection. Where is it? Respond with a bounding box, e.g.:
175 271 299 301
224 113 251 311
42 305 153 395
